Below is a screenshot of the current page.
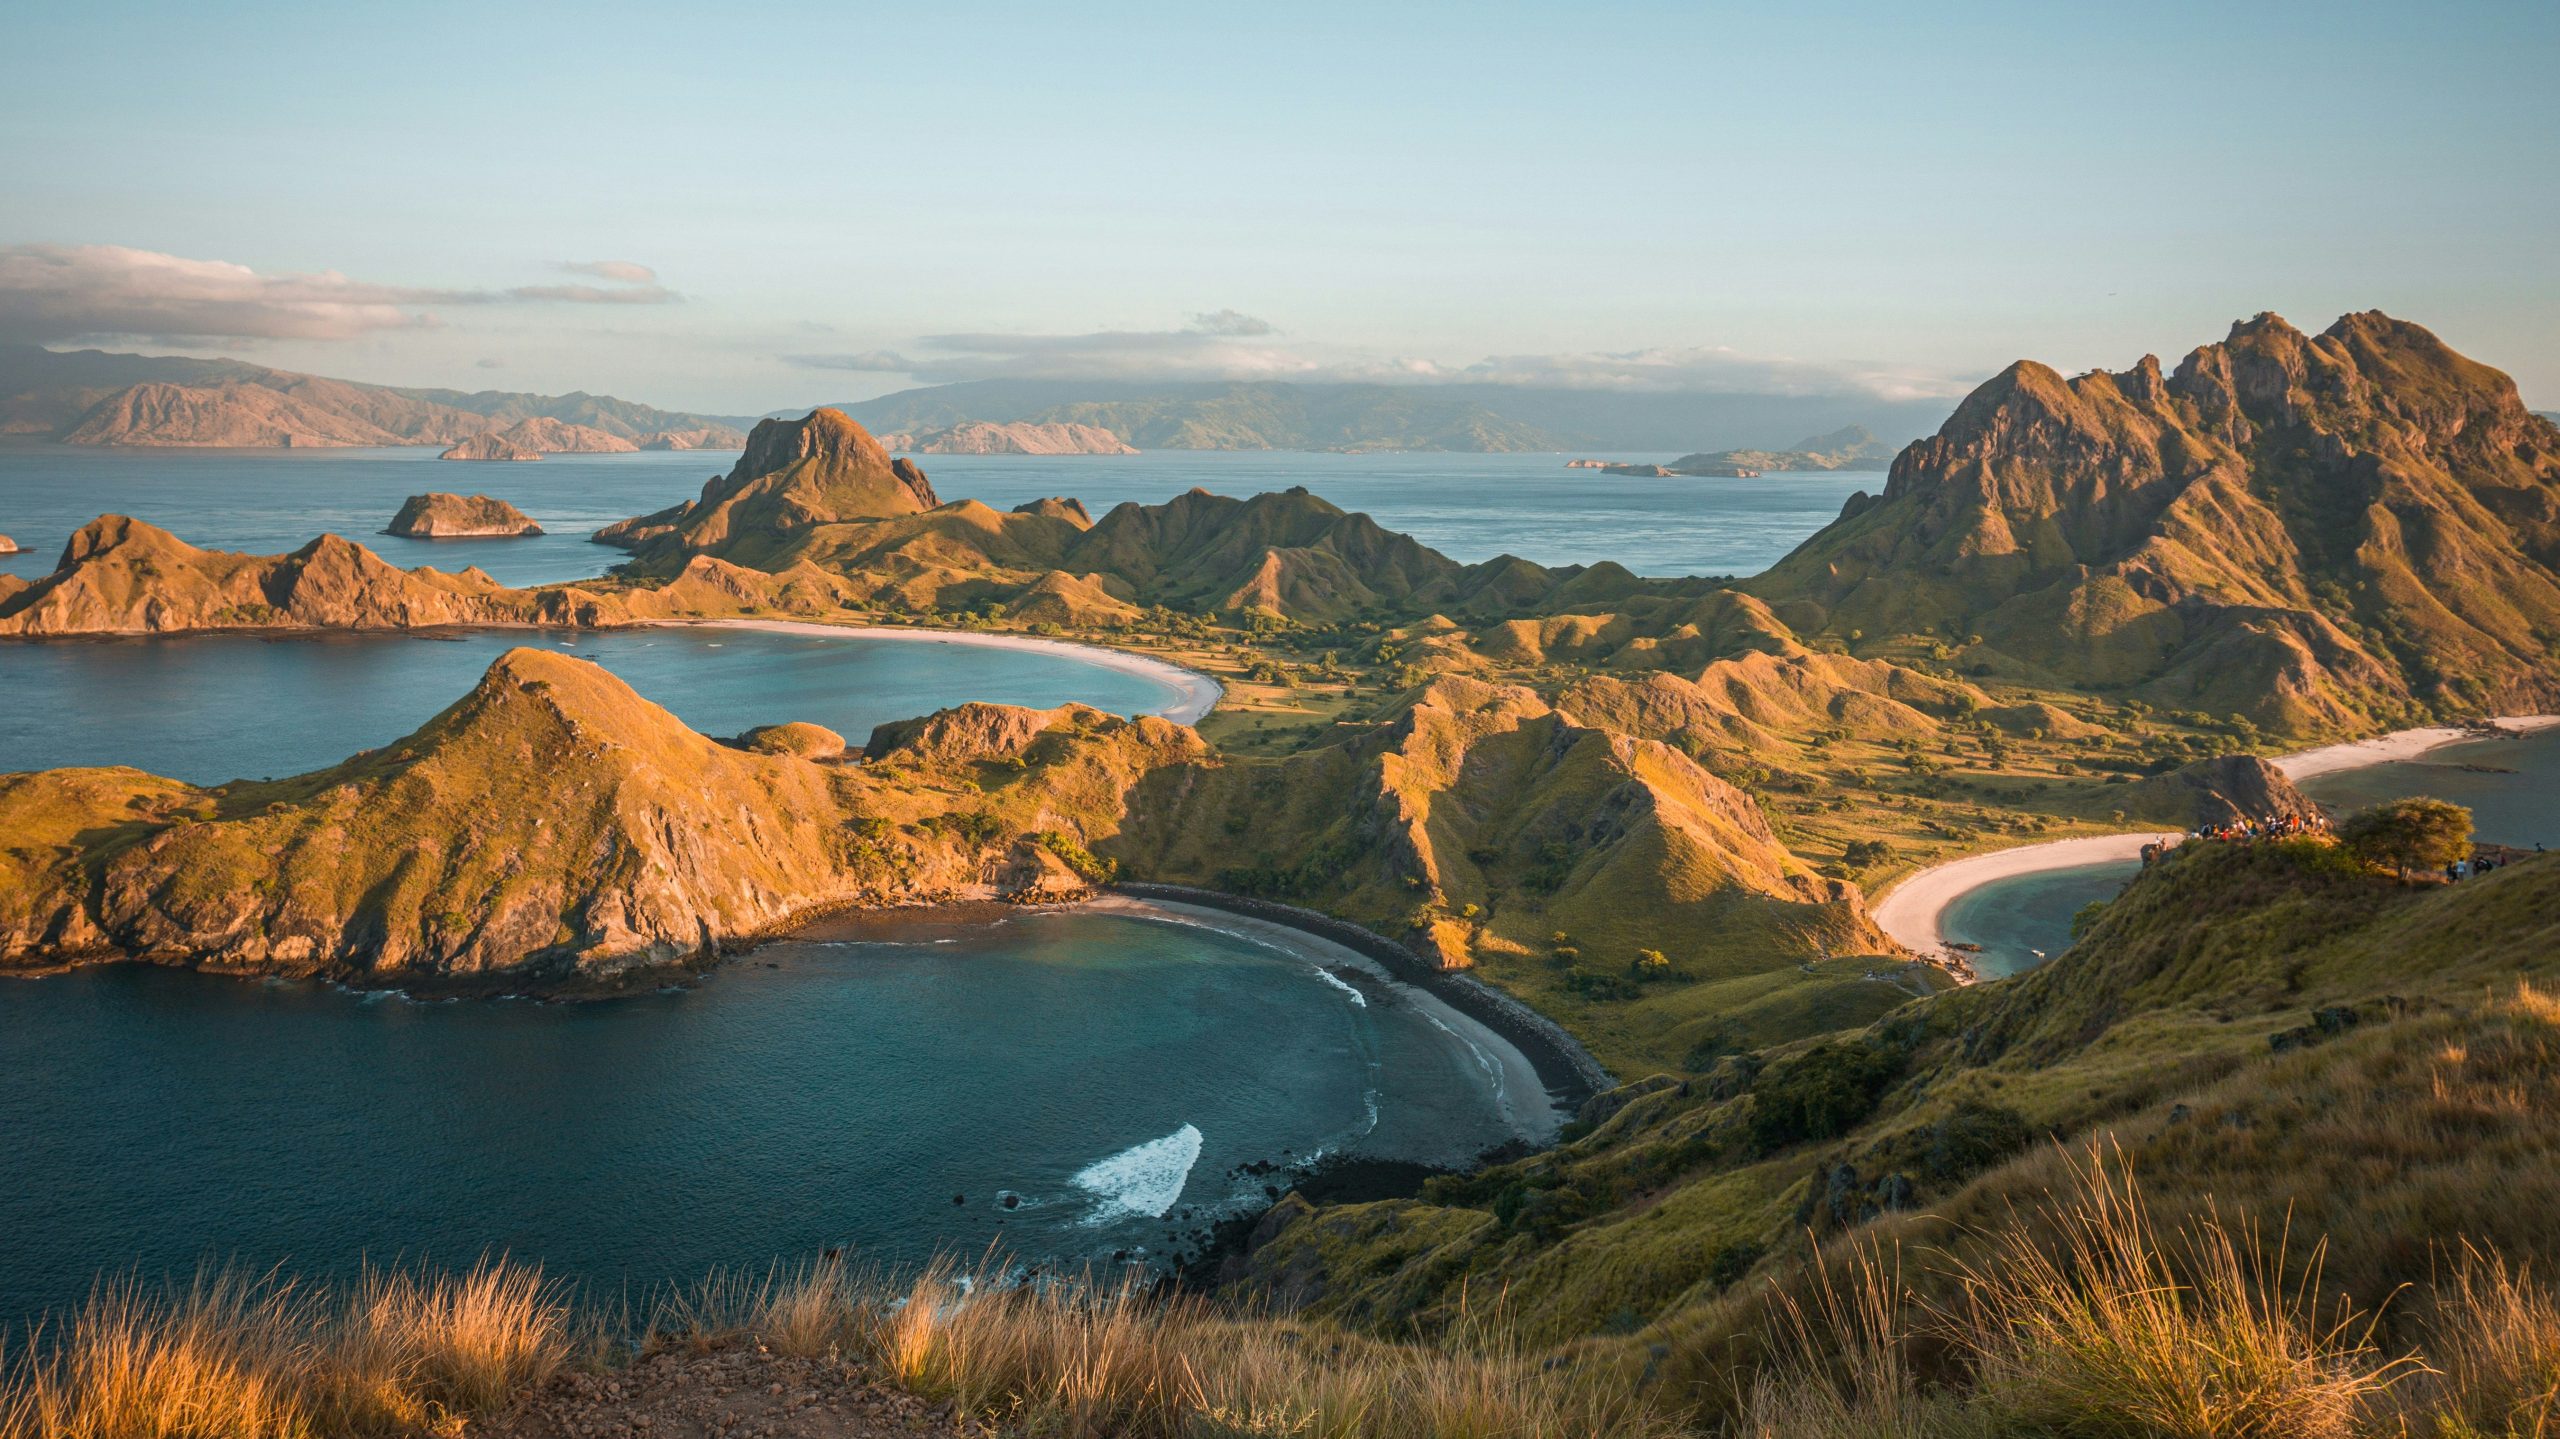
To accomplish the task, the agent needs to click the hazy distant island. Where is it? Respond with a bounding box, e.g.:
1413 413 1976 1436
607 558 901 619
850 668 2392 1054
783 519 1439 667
878 419 1139 455
384 492 543 537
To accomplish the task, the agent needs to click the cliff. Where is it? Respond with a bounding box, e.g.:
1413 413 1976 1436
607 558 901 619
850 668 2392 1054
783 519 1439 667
385 493 543 538
0 649 1203 985
880 420 1137 455
1750 312 2560 732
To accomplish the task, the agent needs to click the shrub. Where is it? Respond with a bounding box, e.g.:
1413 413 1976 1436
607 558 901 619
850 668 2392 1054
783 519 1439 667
2338 796 2473 878
1750 1042 1907 1153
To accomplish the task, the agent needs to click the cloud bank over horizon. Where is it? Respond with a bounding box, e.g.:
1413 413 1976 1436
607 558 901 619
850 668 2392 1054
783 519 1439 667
0 244 677 347
784 312 1966 401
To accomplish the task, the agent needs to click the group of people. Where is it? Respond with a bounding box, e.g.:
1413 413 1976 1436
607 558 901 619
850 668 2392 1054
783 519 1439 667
2194 811 2329 844
2139 810 2332 867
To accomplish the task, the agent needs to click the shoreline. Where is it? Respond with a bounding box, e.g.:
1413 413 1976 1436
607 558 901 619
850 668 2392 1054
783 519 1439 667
661 617 1224 726
1872 712 2560 964
1111 882 1616 1108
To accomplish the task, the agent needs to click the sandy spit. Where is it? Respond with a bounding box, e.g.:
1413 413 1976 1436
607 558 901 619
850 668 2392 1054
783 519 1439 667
658 618 1224 725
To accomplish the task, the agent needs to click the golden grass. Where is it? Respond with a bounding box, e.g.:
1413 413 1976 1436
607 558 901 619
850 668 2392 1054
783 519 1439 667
0 1261 569 1439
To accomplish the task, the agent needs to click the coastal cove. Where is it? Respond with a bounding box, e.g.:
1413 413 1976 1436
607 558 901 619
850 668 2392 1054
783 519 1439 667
0 898 1563 1329
1882 718 2560 977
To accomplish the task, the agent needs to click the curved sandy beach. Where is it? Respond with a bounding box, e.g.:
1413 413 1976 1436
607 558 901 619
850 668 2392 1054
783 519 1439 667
662 618 1224 725
1873 713 2560 963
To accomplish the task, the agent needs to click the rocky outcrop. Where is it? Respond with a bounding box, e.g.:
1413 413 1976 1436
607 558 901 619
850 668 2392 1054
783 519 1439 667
2128 755 2319 827
881 421 1137 455
603 410 944 568
0 650 1203 986
386 493 543 538
1752 313 2560 732
0 533 17 554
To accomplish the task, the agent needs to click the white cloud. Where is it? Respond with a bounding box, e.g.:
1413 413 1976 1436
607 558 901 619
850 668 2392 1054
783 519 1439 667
781 312 1966 400
0 244 677 346
560 259 658 285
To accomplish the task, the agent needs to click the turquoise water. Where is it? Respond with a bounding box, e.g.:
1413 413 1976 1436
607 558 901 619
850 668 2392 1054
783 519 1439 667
0 626 1189 783
1943 727 2560 974
0 905 1547 1328
0 444 1879 584
1938 859 2143 979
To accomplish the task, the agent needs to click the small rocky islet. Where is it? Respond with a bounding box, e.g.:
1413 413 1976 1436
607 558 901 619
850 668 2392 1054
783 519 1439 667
383 491 544 538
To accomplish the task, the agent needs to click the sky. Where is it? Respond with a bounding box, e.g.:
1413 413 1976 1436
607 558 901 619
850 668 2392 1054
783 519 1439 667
1 0 2554 415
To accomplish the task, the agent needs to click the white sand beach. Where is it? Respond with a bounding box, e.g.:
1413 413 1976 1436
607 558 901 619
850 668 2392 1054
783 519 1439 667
661 618 1225 725
2276 715 2560 781
1873 712 2560 963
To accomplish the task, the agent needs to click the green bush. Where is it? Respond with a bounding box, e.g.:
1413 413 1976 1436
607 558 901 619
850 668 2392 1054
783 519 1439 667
1749 1041 1907 1153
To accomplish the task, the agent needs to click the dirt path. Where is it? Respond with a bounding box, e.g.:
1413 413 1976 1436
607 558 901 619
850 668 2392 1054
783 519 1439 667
470 1341 987 1439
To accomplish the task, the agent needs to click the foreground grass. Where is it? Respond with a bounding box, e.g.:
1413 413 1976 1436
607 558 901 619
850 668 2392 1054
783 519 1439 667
10 1155 2560 1438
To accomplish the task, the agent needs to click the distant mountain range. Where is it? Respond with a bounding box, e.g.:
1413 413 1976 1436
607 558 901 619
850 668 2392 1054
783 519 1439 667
823 378 1952 454
0 344 752 450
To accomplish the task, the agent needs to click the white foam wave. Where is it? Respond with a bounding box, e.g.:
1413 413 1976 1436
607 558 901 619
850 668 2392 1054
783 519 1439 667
1313 967 1368 1007
1072 1123 1203 1224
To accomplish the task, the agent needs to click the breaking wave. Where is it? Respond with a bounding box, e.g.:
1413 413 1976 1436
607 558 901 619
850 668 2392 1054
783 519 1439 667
1072 1123 1203 1223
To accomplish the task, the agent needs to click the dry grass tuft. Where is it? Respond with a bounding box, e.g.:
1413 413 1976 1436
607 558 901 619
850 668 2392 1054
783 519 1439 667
0 1261 568 1439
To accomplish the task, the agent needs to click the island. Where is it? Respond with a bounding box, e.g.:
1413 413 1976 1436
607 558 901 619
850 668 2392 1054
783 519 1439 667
876 420 1138 455
439 416 640 460
10 310 2560 1439
384 492 544 538
0 533 17 554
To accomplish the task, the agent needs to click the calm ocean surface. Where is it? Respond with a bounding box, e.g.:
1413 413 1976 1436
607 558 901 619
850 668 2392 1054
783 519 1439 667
0 626 1188 783
0 905 1542 1327
0 443 1879 585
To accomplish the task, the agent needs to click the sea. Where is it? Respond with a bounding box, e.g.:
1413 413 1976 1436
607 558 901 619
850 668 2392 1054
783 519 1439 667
13 442 1806 1326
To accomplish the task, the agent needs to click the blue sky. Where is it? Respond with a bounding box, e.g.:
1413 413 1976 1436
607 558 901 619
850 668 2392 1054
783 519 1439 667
2 0 2553 412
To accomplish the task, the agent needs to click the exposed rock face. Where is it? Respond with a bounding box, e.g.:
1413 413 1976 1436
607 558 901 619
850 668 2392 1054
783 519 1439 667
0 650 1203 985
605 410 945 568
881 420 1137 455
2129 755 2319 827
439 433 542 462
440 416 639 460
386 493 544 538
0 533 16 554
1753 312 2560 731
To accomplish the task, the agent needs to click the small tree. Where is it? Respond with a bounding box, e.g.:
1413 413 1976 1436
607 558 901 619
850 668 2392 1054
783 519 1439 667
1843 838 1895 870
2339 796 2473 879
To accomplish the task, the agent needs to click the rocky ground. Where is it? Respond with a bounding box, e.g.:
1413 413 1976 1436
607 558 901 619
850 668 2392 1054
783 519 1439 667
471 1341 984 1439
